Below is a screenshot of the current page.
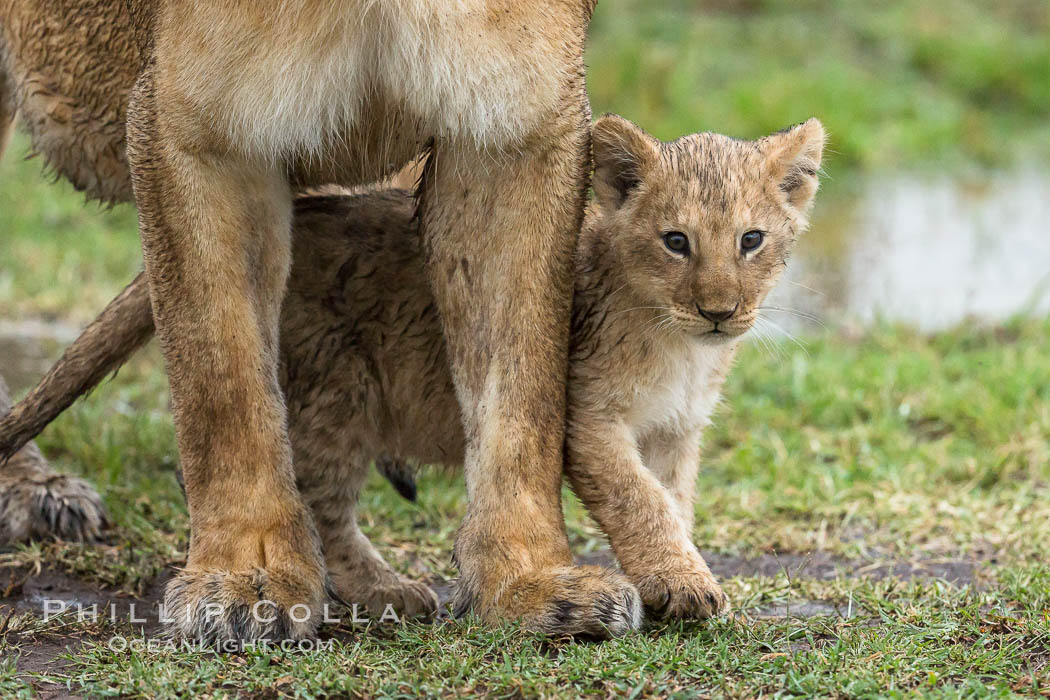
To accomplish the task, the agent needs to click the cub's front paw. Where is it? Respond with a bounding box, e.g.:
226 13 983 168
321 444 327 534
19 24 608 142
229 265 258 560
633 570 728 620
0 473 109 544
164 567 327 644
469 565 643 639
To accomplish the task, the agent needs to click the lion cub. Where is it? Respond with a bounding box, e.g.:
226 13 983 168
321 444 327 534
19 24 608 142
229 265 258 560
0 116 824 630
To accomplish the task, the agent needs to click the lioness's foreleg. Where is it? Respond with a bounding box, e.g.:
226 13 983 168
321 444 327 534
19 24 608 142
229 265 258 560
566 416 728 620
0 374 108 544
421 105 641 638
125 71 325 643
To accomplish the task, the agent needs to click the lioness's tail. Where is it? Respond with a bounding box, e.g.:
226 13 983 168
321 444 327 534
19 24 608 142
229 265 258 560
0 272 154 462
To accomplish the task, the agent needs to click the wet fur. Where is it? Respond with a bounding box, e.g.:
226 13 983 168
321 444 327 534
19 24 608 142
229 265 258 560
1 0 625 642
0 117 824 626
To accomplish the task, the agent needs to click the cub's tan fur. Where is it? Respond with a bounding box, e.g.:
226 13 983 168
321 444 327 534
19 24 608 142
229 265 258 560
1 0 607 642
1 117 825 625
567 116 824 616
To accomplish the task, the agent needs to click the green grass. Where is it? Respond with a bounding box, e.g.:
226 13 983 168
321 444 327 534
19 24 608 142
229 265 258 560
587 0 1050 170
3 1 1050 696
3 312 1050 696
5 568 1050 696
11 571 1047 698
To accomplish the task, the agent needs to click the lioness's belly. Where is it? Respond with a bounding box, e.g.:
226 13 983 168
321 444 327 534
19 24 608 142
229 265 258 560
156 0 581 163
4 0 583 198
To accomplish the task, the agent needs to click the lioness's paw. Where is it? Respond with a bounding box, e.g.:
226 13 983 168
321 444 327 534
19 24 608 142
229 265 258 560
163 568 327 644
633 570 728 620
480 565 643 639
0 473 109 544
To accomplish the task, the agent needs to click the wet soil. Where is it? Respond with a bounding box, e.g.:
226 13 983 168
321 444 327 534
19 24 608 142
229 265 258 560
0 547 984 698
0 548 982 633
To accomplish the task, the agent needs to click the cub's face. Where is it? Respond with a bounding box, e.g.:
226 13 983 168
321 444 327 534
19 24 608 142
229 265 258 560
591 116 825 342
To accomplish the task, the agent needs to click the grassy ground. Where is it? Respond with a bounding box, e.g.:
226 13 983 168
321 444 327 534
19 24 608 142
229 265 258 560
2 1 1050 697
2 316 1050 696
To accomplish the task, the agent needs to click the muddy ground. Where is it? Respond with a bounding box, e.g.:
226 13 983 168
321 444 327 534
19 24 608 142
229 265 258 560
1 548 984 698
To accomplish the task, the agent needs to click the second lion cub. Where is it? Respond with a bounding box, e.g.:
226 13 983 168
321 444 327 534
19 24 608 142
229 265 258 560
1 116 824 630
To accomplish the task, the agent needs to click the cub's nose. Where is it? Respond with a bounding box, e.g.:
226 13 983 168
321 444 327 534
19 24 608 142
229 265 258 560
697 304 738 323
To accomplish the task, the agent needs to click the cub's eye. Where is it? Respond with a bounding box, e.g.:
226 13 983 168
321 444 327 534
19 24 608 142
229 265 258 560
741 230 765 253
662 231 690 256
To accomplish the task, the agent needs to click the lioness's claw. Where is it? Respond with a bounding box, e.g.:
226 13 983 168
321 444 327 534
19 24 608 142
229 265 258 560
163 568 327 644
462 565 643 639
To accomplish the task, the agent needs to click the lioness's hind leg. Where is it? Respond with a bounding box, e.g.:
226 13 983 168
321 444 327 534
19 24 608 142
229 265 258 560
0 374 108 544
297 447 438 619
0 62 108 546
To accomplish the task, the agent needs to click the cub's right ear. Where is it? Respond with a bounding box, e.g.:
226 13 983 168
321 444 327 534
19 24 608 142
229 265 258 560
591 114 660 211
760 118 826 216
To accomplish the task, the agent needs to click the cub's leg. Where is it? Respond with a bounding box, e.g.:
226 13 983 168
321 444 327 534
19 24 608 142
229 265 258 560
125 71 325 643
641 428 703 532
295 447 438 619
421 101 641 638
566 417 728 620
0 374 108 544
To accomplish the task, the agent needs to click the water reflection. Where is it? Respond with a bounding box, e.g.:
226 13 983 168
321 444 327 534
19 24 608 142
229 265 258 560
769 170 1050 333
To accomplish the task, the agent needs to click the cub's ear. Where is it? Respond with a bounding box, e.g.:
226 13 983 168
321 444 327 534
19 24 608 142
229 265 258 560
591 114 660 211
761 118 826 215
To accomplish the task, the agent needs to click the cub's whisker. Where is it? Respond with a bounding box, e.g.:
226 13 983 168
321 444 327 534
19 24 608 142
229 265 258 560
758 305 826 328
749 320 784 362
609 305 677 318
641 313 675 338
785 279 826 297
756 315 810 356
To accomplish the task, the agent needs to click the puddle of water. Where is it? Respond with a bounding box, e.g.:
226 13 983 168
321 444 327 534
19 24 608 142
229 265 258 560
768 169 1050 333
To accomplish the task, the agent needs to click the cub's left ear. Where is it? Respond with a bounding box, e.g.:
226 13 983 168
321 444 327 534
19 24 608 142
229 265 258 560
761 118 826 215
591 114 660 211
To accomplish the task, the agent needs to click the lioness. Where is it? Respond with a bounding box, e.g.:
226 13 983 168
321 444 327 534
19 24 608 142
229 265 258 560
1 116 825 632
1 0 602 641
